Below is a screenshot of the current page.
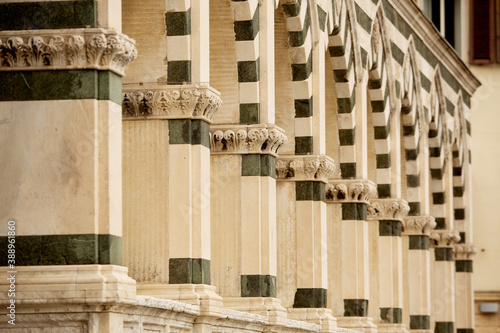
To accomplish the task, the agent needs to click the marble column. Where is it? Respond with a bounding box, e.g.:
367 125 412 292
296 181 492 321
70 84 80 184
454 244 477 333
402 216 436 333
326 180 378 333
368 199 410 333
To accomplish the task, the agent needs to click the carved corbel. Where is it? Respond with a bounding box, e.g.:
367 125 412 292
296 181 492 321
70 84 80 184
402 216 436 235
367 199 410 221
326 179 377 204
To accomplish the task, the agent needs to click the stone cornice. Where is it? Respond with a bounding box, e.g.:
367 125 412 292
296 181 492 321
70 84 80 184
326 179 377 204
454 243 477 260
402 215 436 235
391 0 480 95
0 28 137 76
275 155 335 183
430 230 461 247
209 124 287 157
367 198 410 222
122 83 222 123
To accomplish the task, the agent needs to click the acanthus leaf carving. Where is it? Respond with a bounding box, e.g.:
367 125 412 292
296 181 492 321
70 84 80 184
402 216 436 235
326 180 376 204
276 155 335 183
454 243 477 259
367 199 410 221
430 230 461 247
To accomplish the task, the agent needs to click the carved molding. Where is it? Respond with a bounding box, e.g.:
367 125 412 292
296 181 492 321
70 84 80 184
326 180 377 204
275 155 335 183
122 83 222 122
209 124 287 157
367 199 410 221
402 216 436 235
430 230 461 247
0 29 137 76
454 243 477 260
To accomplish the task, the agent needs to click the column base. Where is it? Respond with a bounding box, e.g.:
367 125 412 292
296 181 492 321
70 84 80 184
223 296 288 326
0 265 136 305
337 316 377 333
377 323 409 333
288 308 337 332
136 283 223 318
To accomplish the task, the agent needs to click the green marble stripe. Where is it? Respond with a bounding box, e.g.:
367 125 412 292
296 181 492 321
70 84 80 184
0 0 96 30
410 315 430 329
339 128 356 145
457 329 474 333
238 58 260 82
340 162 356 179
380 308 402 324
432 192 445 205
240 103 260 124
342 203 367 220
282 0 301 17
395 80 401 98
295 136 313 155
169 258 210 284
456 260 473 273
391 41 404 65
296 181 325 202
0 70 122 104
408 202 420 215
0 234 121 266
403 123 416 136
371 84 390 113
379 220 402 237
317 5 326 31
435 247 453 261
292 52 312 81
288 10 310 47
361 47 368 69
377 184 391 198
337 88 356 114
234 6 259 41
420 71 431 92
409 235 429 250
376 153 391 169
344 299 368 317
455 208 465 220
241 154 276 178
405 146 420 161
166 8 191 36
434 217 445 229
435 322 454 333
459 231 466 243
295 97 313 118
167 60 191 83
431 167 444 180
453 186 464 197
241 275 276 297
354 2 372 33
407 174 420 187
446 98 455 116
293 288 327 308
168 119 210 148
374 122 391 140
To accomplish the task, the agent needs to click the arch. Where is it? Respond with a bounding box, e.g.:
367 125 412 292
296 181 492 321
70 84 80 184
328 0 362 178
428 67 449 230
280 0 314 154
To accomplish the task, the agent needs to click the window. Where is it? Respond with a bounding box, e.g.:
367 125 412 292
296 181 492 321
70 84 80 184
469 0 496 64
422 0 462 54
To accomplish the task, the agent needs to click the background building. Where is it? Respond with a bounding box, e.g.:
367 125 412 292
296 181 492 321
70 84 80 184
0 0 482 332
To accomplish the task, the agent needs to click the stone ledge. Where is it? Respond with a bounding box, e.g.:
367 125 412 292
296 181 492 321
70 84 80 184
122 83 222 122
210 123 287 157
0 28 137 76
276 155 336 183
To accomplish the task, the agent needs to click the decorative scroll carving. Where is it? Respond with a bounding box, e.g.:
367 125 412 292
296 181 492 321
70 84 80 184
367 199 410 221
0 29 137 76
454 244 477 259
122 83 222 122
275 155 335 183
430 230 461 247
402 216 436 235
326 180 377 204
209 124 287 157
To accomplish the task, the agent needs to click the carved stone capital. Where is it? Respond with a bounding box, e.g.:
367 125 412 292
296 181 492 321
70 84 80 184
454 243 477 260
275 155 335 183
430 230 461 247
326 179 377 204
122 83 222 123
367 199 410 221
209 124 287 157
0 28 137 76
402 215 436 235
